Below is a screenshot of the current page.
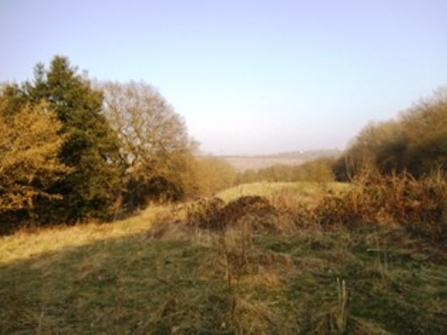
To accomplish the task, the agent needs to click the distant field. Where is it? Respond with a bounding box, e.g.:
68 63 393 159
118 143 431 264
222 150 341 172
222 155 306 172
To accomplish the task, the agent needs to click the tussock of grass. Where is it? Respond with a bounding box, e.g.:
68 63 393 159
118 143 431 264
1 181 447 334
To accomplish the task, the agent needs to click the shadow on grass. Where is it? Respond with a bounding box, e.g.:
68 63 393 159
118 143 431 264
1 225 447 334
0 232 232 334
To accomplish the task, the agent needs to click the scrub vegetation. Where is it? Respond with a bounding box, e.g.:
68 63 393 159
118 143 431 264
1 178 446 334
1 56 447 334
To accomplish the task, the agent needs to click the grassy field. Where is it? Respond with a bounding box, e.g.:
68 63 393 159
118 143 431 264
1 182 446 334
221 150 340 172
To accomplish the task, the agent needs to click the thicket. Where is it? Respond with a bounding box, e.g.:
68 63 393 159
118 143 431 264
0 56 236 233
192 155 237 197
333 88 447 180
315 171 447 256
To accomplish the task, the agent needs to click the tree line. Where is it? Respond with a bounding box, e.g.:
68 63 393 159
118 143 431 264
0 56 235 232
235 158 336 184
234 88 447 185
332 88 447 180
2 55 445 232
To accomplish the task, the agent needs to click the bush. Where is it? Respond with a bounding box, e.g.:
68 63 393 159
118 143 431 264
193 156 237 197
315 170 447 249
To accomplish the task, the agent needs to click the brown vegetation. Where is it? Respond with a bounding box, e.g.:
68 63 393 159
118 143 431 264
1 178 447 333
334 88 447 180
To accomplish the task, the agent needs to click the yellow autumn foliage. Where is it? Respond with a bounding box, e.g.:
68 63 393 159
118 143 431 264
0 100 70 213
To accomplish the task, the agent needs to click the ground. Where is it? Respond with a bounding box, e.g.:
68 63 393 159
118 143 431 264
1 182 446 334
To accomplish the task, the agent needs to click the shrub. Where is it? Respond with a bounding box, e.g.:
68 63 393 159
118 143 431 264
315 170 447 249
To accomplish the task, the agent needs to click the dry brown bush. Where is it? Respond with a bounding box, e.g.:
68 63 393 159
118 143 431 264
314 170 447 250
180 196 278 231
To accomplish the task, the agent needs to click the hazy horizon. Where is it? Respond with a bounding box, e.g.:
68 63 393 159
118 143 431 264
1 0 446 155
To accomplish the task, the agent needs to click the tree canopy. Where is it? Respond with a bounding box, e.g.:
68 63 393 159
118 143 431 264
4 54 444 233
3 56 123 223
0 55 237 231
333 88 447 180
0 99 69 229
100 81 196 208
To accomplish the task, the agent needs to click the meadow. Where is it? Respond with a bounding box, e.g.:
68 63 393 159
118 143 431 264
1 179 446 334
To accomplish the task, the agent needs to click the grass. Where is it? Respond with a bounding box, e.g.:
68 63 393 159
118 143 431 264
217 181 349 202
0 204 166 264
1 181 447 334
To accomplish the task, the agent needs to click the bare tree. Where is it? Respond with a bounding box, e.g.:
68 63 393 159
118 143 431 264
100 81 195 208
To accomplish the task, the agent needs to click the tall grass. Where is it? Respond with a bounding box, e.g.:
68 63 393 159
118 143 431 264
1 179 446 333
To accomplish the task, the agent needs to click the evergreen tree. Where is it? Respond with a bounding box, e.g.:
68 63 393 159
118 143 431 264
22 56 123 222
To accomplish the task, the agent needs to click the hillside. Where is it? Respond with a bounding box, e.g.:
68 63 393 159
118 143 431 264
1 182 446 334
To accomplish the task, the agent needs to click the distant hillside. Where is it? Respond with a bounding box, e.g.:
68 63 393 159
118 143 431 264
222 149 341 172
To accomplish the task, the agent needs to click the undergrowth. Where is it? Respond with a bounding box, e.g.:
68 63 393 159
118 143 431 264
1 177 446 334
315 171 447 256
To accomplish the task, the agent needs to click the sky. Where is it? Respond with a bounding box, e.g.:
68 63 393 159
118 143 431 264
1 0 446 155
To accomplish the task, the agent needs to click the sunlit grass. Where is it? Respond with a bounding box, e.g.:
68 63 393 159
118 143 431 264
0 205 166 265
217 181 349 202
1 181 446 334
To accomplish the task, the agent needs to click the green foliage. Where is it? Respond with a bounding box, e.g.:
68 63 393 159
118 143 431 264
7 56 123 223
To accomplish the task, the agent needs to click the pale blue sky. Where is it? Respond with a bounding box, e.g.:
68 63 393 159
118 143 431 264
1 0 446 154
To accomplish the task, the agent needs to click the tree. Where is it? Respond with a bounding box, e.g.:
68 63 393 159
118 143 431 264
400 89 447 176
100 81 195 208
333 88 447 180
0 98 69 230
17 56 123 222
333 120 405 179
194 156 236 196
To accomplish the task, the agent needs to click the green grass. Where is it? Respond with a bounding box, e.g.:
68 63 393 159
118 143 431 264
1 182 446 334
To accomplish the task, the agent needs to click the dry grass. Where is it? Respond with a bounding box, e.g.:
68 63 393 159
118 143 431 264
0 205 166 265
1 181 447 334
216 181 348 203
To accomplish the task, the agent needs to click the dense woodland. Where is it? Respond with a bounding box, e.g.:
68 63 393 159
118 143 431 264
1 55 446 233
0 56 236 233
